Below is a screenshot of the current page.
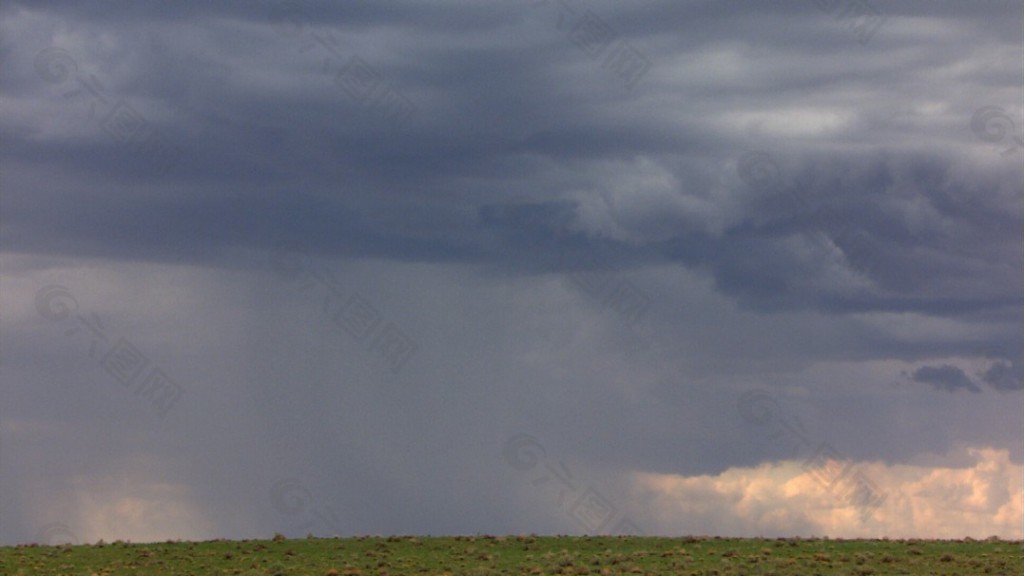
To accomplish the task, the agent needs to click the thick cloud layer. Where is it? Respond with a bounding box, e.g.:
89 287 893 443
1 1 1021 543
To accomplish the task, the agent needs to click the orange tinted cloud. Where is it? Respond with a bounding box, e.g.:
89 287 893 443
631 446 1022 539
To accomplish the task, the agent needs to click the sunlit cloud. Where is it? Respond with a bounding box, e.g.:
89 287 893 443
632 446 1023 539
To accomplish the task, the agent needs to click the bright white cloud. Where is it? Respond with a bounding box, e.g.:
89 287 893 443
631 446 1023 539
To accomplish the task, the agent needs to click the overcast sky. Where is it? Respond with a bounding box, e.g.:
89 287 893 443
1 1 1022 545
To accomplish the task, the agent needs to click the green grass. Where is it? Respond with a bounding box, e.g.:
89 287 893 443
2 535 1021 575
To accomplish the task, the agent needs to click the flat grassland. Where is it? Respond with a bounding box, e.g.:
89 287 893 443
1 535 1021 575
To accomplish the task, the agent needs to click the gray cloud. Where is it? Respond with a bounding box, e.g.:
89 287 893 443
911 364 982 393
982 360 1024 392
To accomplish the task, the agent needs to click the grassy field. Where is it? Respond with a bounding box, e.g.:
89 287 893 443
1 535 1021 575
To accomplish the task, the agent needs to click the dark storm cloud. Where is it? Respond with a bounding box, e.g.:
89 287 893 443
982 360 1024 392
1 0 1022 544
911 364 982 393
4 0 1018 319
